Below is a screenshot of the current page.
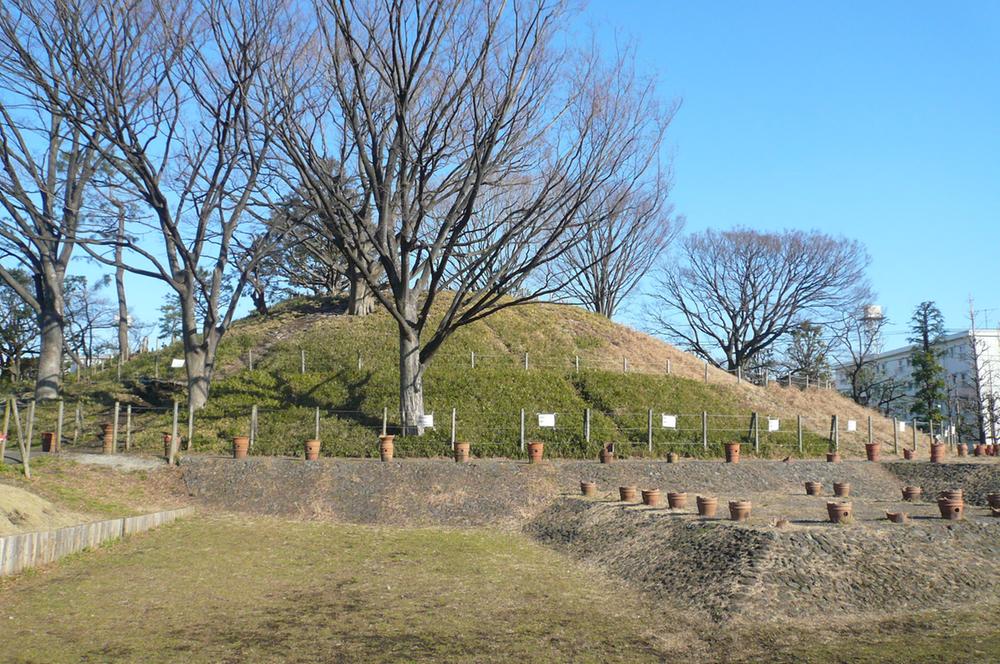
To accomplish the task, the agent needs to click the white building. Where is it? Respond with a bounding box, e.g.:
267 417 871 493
834 329 1000 443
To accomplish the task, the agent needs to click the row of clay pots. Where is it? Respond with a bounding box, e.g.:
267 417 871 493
604 483 749 521
975 443 997 456
804 481 851 497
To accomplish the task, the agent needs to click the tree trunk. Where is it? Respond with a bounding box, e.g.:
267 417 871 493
398 326 425 436
35 294 64 401
346 263 375 316
250 285 269 316
184 345 213 411
115 209 130 363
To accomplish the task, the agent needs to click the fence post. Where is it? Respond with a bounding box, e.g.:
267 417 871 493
623 357 628 374
704 361 709 383
187 405 194 450
357 352 362 371
125 404 132 451
737 367 742 383
833 415 839 451
912 420 917 450
248 349 254 371
301 349 306 374
471 351 476 369
382 407 388 436
797 415 803 453
0 398 9 460
805 375 810 389
315 407 320 440
117 357 122 381
523 353 528 371
764 370 769 387
575 355 580 373
112 401 120 454
867 416 873 446
56 399 64 454
450 408 456 449
647 409 653 453
702 411 708 451
519 408 525 452
169 401 179 465
249 405 258 449
584 408 590 444
753 412 759 453
893 417 899 453
666 359 671 375
72 402 81 445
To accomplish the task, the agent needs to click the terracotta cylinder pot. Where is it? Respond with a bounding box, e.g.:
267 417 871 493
728 500 752 522
937 498 964 520
527 441 544 464
40 431 56 453
379 434 395 462
901 486 922 501
990 444 998 456
696 496 718 518
667 452 680 464
974 444 985 457
833 482 850 498
956 443 968 457
454 441 470 463
619 486 638 502
903 448 915 460
939 488 963 502
826 452 841 463
886 511 910 524
827 501 853 524
599 447 614 464
580 481 597 497
101 423 114 455
667 491 687 509
641 489 662 507
305 439 321 461
930 443 946 463
805 481 822 496
865 443 881 462
232 436 250 459
987 493 1000 509
724 442 741 464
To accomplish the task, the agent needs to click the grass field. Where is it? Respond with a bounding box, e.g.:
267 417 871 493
2 514 997 663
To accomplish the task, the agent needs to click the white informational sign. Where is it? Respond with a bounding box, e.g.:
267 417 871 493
170 358 185 369
898 421 907 432
418 414 435 428
661 414 677 429
538 413 556 428
767 418 780 432
846 419 857 432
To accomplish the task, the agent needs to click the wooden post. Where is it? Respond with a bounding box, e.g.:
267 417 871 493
117 357 122 381
248 349 254 371
702 411 708 451
623 357 628 374
752 412 759 452
56 399 64 454
523 353 529 370
797 415 803 453
805 375 810 389
382 407 388 436
471 351 476 369
666 359 671 375
1 397 10 460
72 402 81 446
519 408 525 452
893 417 899 453
187 405 194 450
450 408 456 449
867 416 873 446
250 405 258 449
584 408 591 444
704 361 709 383
912 420 917 450
169 401 180 465
737 367 742 383
125 404 132 451
647 409 653 453
315 407 320 440
11 399 31 479
575 355 580 373
112 401 120 454
301 349 306 374
357 351 363 371
833 415 840 451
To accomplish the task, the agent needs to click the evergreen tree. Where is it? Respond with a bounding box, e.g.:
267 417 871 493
908 301 947 425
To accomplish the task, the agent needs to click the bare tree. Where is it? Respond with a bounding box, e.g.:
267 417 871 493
832 306 907 411
0 11 101 399
650 228 871 372
560 181 682 318
3 0 297 410
273 0 670 431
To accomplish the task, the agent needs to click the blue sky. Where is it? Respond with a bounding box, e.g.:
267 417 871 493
71 1 999 349
585 0 1000 342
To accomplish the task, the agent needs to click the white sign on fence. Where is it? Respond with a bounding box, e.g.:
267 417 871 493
898 421 907 432
767 418 779 432
537 413 556 428
418 414 435 428
846 419 857 432
170 358 185 368
661 414 677 429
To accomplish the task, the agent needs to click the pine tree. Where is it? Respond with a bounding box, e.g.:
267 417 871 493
908 301 947 424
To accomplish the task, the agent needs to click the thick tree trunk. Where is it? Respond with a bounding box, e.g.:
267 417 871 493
35 305 64 400
115 211 130 362
398 326 425 436
185 346 212 411
346 263 375 316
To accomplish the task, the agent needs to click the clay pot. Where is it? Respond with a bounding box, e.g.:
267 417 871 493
641 489 662 507
728 500 752 522
930 443 946 463
901 486 922 502
804 481 822 496
454 441 470 463
101 423 114 455
956 443 968 457
827 501 853 524
990 444 998 456
598 445 615 464
527 441 544 464
938 488 963 502
833 482 850 498
937 497 964 520
903 448 914 460
667 451 680 464
973 444 984 456
40 431 56 453
696 495 718 518
163 433 172 459
580 481 597 497
987 493 1000 509
379 434 395 462
619 486 638 502
724 442 741 464
232 435 249 459
667 491 687 509
865 442 881 462
826 452 841 463
885 511 910 524
305 439 321 461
